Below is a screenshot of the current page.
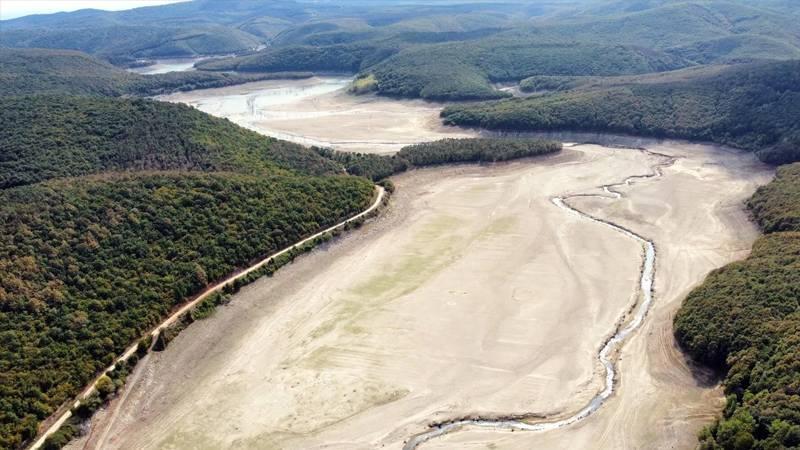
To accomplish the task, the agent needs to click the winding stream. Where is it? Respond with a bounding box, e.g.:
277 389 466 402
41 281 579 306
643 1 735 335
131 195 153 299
403 148 676 450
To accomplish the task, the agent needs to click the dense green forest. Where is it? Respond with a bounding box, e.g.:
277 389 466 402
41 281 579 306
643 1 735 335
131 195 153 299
317 138 561 181
441 61 800 164
0 25 261 67
397 138 561 166
365 41 688 100
0 48 311 97
0 96 559 449
3 1 799 101
196 43 397 73
198 40 687 101
674 163 800 449
748 164 800 233
0 95 340 188
0 1 534 65
0 172 374 449
170 1 800 100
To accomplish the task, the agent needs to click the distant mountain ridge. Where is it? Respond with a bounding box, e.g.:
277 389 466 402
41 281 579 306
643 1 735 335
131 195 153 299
0 48 312 97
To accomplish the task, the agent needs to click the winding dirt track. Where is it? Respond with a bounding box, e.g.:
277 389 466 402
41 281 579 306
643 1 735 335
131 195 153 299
29 186 384 450
70 141 771 450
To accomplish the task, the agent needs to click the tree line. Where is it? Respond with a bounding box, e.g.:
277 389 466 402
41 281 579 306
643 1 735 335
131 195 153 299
0 172 374 449
317 138 562 181
0 95 340 189
674 162 800 449
441 61 800 165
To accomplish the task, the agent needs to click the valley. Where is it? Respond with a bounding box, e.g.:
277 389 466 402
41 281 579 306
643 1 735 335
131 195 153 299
160 77 477 153
2 2 798 449
68 141 770 450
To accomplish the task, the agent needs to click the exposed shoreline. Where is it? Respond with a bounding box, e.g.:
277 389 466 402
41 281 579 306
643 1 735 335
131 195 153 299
29 186 385 450
159 76 478 154
69 141 771 450
402 149 675 449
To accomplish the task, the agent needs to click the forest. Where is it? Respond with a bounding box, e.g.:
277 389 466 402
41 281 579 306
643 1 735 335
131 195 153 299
317 138 561 181
0 48 311 98
178 1 800 101
4 1 799 102
441 61 800 164
0 172 374 449
0 95 340 188
0 79 375 448
674 163 800 449
365 41 687 100
2 1 800 448
0 93 560 449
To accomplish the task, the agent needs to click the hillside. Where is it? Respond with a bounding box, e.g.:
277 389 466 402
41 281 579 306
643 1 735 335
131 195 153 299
0 172 374 450
4 1 798 101
192 1 800 100
0 1 529 66
0 25 261 66
0 48 311 97
365 41 689 100
542 1 800 50
0 95 340 189
441 61 800 164
674 163 800 449
0 67 378 448
197 43 396 73
200 39 691 101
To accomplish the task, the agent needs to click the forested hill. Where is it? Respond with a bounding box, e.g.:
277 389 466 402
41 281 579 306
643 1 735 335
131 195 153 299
0 67 375 447
3 1 799 101
674 163 800 449
196 38 693 101
365 41 688 100
0 95 340 188
441 61 800 164
192 1 800 100
0 48 311 97
0 173 375 450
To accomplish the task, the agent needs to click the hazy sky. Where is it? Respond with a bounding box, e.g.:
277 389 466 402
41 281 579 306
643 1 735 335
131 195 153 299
0 1 188 20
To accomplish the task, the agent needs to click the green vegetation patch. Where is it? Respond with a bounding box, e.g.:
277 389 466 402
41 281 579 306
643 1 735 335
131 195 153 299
349 73 378 94
748 164 800 233
0 48 312 98
397 138 561 166
0 95 340 188
674 163 800 450
367 41 688 101
0 172 374 449
442 61 800 164
319 138 561 181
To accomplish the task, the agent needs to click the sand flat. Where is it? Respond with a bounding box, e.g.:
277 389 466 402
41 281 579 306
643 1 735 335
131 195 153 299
70 141 770 450
159 77 477 153
423 142 771 450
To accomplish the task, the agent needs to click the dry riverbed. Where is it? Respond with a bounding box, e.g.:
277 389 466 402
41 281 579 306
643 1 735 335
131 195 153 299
159 77 477 153
69 141 770 450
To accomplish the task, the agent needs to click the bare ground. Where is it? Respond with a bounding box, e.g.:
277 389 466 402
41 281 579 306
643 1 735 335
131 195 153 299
69 141 771 450
159 77 477 154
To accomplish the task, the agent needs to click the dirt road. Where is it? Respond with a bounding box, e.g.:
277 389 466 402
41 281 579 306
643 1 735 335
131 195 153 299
31 186 384 450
